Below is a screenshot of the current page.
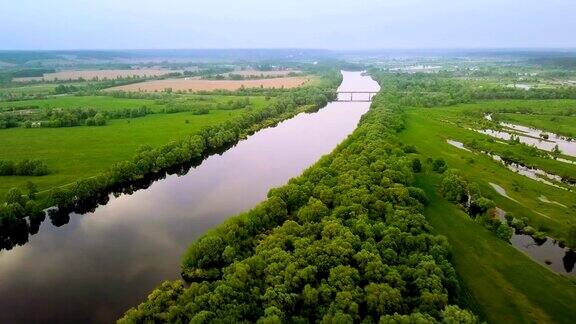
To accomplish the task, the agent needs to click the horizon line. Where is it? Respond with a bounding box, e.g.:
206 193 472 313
1 47 576 52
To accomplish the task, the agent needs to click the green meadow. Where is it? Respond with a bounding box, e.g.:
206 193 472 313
0 95 159 111
0 94 268 112
0 94 272 203
416 175 576 324
396 99 576 324
398 101 576 243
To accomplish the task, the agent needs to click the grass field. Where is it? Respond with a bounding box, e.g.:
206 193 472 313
447 99 576 115
0 83 60 96
0 95 160 112
0 94 269 112
0 108 246 203
0 92 275 204
416 174 576 324
397 100 576 245
106 76 315 92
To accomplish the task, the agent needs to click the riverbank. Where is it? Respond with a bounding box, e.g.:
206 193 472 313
119 72 477 323
0 72 341 254
0 71 372 323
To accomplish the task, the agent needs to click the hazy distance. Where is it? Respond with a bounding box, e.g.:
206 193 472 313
1 0 575 50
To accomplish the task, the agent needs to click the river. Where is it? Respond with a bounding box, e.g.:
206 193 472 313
0 71 379 323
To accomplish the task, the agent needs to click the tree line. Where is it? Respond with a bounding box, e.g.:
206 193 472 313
370 72 576 109
1 106 155 129
119 73 476 323
0 159 49 176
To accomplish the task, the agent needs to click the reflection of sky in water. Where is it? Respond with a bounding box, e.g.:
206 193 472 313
511 234 575 276
480 116 576 157
0 71 379 323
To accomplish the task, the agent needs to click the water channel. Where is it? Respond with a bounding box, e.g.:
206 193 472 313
0 71 380 323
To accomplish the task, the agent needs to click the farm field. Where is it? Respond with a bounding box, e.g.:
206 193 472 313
397 100 576 244
106 76 315 92
0 108 245 204
12 68 180 82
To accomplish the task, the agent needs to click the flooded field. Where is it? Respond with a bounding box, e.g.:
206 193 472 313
480 114 576 157
447 139 572 189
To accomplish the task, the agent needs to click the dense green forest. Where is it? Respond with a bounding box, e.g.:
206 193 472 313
119 74 477 323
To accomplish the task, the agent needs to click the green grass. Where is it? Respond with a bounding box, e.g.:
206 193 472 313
448 99 576 115
398 101 576 246
0 109 244 203
0 95 161 112
0 94 269 112
0 83 60 96
416 174 576 324
0 92 270 204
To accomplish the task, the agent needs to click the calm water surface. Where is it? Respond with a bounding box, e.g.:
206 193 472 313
0 71 379 323
494 208 575 275
481 114 576 157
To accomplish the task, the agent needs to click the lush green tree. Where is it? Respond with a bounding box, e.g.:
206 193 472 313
440 305 477 323
93 112 106 126
365 283 402 315
26 181 38 200
439 170 469 204
496 222 513 241
432 159 447 173
5 188 26 206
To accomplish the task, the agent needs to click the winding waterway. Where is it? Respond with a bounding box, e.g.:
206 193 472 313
0 71 380 323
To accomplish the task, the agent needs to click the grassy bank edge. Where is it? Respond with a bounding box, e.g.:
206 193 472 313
415 173 576 324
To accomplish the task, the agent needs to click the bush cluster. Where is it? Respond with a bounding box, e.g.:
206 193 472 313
0 159 49 176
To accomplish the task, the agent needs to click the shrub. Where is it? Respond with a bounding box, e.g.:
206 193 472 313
432 158 447 173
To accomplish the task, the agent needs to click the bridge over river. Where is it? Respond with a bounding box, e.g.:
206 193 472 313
336 91 378 102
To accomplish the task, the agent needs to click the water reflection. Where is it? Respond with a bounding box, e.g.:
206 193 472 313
494 208 575 275
480 114 576 157
443 138 572 189
446 139 470 151
0 149 226 251
0 71 379 323
486 153 570 189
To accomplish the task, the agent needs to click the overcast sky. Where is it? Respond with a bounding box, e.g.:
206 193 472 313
1 0 575 50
